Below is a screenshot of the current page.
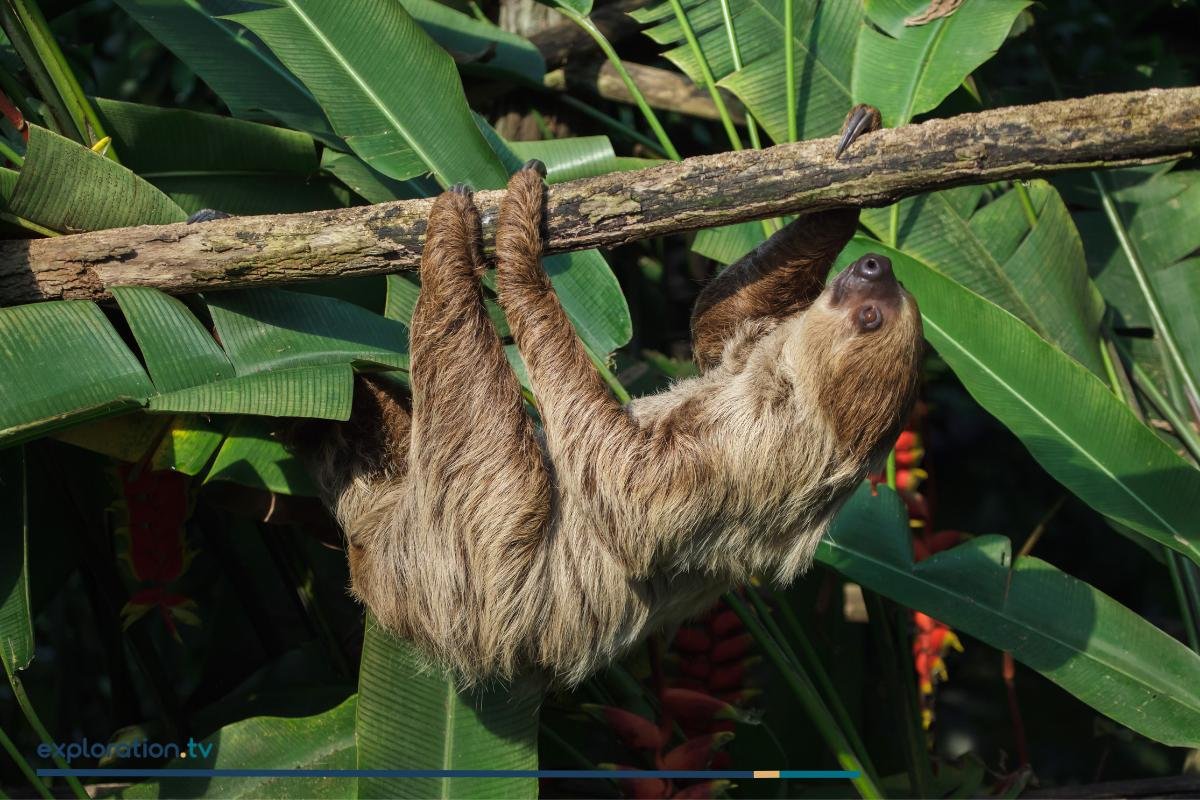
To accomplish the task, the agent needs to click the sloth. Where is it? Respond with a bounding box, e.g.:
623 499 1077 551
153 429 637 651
298 105 923 686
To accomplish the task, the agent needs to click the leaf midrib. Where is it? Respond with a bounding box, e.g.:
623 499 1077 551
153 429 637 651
820 538 1200 715
923 310 1196 557
283 0 440 180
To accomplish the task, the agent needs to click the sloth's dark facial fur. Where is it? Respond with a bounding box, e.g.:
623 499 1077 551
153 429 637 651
292 107 924 686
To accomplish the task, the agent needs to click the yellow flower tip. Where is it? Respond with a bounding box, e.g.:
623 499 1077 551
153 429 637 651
90 136 112 156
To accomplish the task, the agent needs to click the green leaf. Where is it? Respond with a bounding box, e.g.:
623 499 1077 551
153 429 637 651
112 287 234 393
151 365 354 420
117 695 357 799
205 416 318 496
691 220 766 265
399 0 545 83
0 301 154 446
94 98 345 215
230 0 508 186
862 182 1107 375
0 447 32 674
8 126 185 232
206 288 410 373
838 237 1200 565
853 0 1029 126
509 136 620 183
819 485 1200 748
356 622 542 799
636 0 860 143
322 150 426 204
112 0 333 136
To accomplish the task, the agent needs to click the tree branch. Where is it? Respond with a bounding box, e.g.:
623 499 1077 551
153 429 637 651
1 87 1197 306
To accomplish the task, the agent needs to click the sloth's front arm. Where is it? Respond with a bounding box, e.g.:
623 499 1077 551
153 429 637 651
495 166 713 574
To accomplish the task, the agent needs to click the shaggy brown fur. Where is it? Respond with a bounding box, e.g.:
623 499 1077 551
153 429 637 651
297 107 922 686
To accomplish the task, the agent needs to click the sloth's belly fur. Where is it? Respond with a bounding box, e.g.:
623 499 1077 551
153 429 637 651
351 433 856 686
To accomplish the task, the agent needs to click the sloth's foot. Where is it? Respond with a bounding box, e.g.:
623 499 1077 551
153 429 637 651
834 104 882 160
521 158 547 178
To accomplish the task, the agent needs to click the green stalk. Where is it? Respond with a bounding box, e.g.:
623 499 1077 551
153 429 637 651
0 3 68 134
0 136 23 165
717 0 760 149
756 588 879 786
558 9 681 161
725 593 883 799
713 0 777 236
865 592 931 798
0 722 51 799
1109 339 1200 652
783 0 796 142
6 673 87 799
3 0 112 155
665 0 742 151
1091 171 1200 411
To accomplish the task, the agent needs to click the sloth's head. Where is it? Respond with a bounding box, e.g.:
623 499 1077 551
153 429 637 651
791 253 923 463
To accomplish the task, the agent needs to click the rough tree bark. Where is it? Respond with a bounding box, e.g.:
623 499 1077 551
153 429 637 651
0 87 1197 307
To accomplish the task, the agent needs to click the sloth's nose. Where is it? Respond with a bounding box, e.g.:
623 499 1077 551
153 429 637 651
852 254 893 283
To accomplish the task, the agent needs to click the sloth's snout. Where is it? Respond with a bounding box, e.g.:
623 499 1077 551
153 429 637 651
831 253 900 306
852 254 891 282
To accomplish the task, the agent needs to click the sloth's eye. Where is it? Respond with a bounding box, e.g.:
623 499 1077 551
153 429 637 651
857 305 882 332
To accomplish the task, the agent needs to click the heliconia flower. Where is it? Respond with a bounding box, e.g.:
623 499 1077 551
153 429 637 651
709 609 743 638
659 688 744 726
894 467 928 492
582 705 667 750
708 657 760 692
673 626 713 653
895 445 925 468
659 732 734 770
895 430 920 451
710 633 753 663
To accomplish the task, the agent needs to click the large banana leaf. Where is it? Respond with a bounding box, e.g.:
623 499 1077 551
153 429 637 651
861 181 1107 375
117 695 357 799
8 126 185 232
1073 167 1200 382
0 446 32 675
399 0 545 83
634 0 860 143
94 98 347 215
356 623 541 799
205 416 318 496
0 302 154 446
852 0 1029 126
837 236 1200 566
112 0 333 137
819 484 1200 748
229 0 507 187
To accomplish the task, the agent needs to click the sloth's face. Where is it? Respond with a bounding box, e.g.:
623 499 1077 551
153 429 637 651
794 253 924 462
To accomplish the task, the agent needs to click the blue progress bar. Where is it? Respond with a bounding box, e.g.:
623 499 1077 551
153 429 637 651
39 768 859 780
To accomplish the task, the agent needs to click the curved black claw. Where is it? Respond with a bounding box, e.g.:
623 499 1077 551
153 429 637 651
450 182 473 197
834 104 882 160
187 208 233 224
522 158 547 178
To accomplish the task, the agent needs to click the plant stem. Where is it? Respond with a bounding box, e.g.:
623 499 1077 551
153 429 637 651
1091 171 1200 412
865 591 931 798
6 673 87 799
724 593 883 799
783 0 796 142
3 0 112 155
665 0 742 151
760 588 879 784
0 722 51 799
1012 180 1038 227
717 0 760 149
0 135 23 166
561 9 681 161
